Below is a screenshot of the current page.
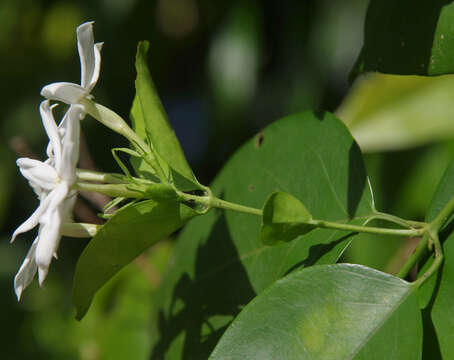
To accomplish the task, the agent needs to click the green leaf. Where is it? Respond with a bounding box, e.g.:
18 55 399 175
430 238 454 359
416 160 454 357
210 264 422 360
72 199 197 320
352 0 454 78
134 41 199 189
338 73 454 152
130 95 162 180
260 191 315 245
149 111 374 358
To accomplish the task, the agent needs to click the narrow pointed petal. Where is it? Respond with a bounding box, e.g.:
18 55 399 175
58 105 82 182
38 267 49 286
11 209 40 243
86 42 103 93
40 100 62 167
41 82 88 105
35 185 68 280
77 21 96 89
14 238 39 300
11 194 52 243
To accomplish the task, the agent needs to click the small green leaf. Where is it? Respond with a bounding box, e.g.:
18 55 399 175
260 191 315 245
135 41 199 190
72 199 197 320
210 264 422 360
352 0 454 78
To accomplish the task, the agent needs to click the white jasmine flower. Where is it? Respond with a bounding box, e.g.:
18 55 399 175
12 100 82 300
41 21 103 109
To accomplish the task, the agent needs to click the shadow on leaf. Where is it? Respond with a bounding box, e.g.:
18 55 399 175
150 211 256 359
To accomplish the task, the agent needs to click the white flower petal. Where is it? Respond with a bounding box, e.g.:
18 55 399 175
41 82 88 105
17 157 46 170
17 158 58 191
77 21 96 89
58 105 82 182
61 191 77 222
40 100 62 167
35 184 68 283
87 42 103 93
38 267 49 286
10 193 52 243
14 238 39 300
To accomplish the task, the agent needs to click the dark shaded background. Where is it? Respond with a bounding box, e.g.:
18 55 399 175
3 0 443 359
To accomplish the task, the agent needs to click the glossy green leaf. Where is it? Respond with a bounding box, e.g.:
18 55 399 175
430 237 454 359
416 160 454 358
129 95 159 180
72 199 197 320
135 41 199 189
338 73 454 152
149 111 375 359
260 191 315 245
210 264 422 360
352 0 454 78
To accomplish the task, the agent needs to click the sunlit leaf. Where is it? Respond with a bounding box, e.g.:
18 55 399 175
72 199 197 320
129 95 159 179
338 73 454 152
210 264 422 360
135 41 200 190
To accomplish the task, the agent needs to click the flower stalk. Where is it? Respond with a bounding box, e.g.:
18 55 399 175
80 99 168 183
73 182 145 198
61 223 101 238
76 169 127 184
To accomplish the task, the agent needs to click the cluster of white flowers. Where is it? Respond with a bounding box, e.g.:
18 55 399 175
12 22 102 300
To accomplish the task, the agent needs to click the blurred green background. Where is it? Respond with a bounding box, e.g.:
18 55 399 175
3 0 454 359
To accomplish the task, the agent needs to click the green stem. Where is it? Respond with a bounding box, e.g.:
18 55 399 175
180 193 426 237
309 219 424 237
370 211 425 229
179 193 263 216
396 195 454 281
430 194 454 231
210 197 263 216
397 234 429 279
61 222 101 237
413 232 443 288
73 182 144 198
